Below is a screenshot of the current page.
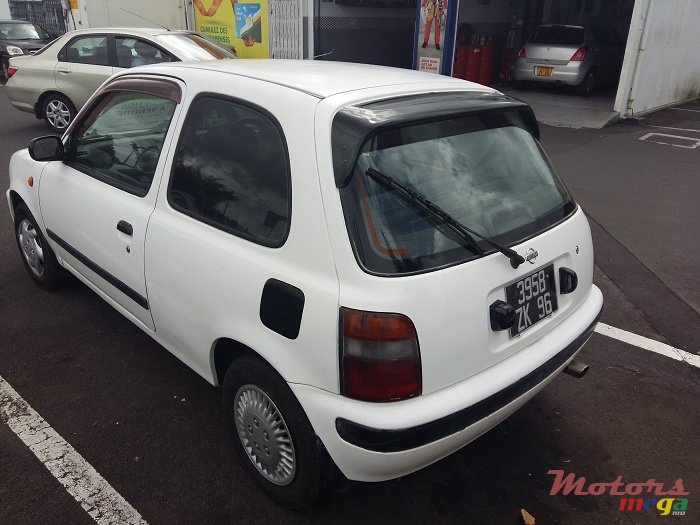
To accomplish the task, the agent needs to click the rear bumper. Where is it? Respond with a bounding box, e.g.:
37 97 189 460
513 58 588 85
291 285 603 482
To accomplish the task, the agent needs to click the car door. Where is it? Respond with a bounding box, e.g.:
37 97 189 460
39 77 184 331
55 34 113 110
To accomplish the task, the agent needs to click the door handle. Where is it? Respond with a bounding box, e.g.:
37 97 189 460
57 67 71 73
117 220 133 236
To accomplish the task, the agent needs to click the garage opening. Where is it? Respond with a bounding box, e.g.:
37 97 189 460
452 0 636 127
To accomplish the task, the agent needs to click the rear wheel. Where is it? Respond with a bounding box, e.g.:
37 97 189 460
576 71 596 96
14 203 64 290
41 93 76 133
514 80 529 90
222 355 322 508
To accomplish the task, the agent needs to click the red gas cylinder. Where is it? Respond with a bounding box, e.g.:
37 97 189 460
479 37 494 85
454 46 469 79
465 37 481 82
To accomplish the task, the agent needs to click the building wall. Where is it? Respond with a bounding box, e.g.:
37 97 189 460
0 0 10 19
615 0 700 116
76 0 189 30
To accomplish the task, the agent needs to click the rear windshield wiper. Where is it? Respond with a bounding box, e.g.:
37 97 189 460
366 167 525 268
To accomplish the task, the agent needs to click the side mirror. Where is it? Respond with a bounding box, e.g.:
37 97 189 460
28 136 65 162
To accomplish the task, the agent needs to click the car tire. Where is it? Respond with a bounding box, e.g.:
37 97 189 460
222 355 322 508
576 71 596 97
14 203 64 290
514 80 529 91
41 93 77 134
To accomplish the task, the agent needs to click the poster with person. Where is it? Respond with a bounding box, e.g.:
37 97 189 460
193 0 269 58
414 0 458 75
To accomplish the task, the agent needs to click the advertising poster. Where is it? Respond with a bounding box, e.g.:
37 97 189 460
193 0 269 59
413 0 458 76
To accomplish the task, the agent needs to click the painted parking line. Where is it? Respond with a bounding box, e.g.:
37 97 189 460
638 132 700 149
670 107 700 113
595 322 700 369
0 375 147 525
646 124 700 135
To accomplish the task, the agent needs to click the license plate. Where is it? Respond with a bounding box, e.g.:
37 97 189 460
535 66 553 77
505 264 558 337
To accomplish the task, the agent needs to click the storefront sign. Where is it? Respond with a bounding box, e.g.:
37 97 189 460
193 0 269 58
413 0 458 75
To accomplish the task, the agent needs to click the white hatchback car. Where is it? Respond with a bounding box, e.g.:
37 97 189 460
7 60 603 507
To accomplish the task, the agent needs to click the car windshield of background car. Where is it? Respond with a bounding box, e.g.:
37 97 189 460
156 33 236 60
0 22 48 40
339 113 575 274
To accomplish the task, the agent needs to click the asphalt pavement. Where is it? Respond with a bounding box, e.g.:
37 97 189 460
0 83 698 525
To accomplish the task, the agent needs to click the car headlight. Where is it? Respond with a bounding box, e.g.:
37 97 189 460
6 46 24 56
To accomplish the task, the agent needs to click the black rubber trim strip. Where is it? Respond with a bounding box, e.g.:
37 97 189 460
336 312 601 453
47 229 149 310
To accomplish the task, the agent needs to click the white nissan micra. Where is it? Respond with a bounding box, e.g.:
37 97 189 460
6 60 603 507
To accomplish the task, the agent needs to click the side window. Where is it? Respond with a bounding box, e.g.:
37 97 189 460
168 97 291 247
68 91 177 196
62 36 110 66
115 37 172 69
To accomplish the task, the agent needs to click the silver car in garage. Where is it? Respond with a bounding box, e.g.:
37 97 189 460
513 24 625 96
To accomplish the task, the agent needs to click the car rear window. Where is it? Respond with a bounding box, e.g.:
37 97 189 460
338 112 576 275
156 33 236 60
529 26 584 46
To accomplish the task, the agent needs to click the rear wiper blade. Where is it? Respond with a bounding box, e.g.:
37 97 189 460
366 167 525 268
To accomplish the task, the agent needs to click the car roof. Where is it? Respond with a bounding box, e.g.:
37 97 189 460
136 59 496 99
60 27 188 38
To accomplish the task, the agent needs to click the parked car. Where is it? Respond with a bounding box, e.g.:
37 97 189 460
514 24 625 95
0 19 54 80
4 27 236 133
7 60 603 507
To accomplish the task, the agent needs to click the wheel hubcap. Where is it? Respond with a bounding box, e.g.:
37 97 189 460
234 385 296 486
46 100 71 129
18 219 45 277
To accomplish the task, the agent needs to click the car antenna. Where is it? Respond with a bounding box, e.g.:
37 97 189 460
310 48 334 60
119 8 172 31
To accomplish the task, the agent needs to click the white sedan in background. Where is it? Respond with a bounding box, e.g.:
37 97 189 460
4 27 236 132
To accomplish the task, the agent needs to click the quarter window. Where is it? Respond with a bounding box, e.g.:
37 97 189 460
68 91 177 196
168 97 290 247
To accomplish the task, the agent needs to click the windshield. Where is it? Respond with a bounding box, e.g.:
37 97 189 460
338 112 575 275
529 26 584 46
0 22 49 40
156 33 236 60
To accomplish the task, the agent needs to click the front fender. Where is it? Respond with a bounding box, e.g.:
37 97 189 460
7 148 50 232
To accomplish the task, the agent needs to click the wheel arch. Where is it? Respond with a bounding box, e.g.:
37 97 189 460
212 337 270 387
9 190 24 220
36 90 76 118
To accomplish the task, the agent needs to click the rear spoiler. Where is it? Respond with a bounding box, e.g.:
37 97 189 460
331 91 540 188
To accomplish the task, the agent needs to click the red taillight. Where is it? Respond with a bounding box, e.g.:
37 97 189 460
517 46 526 58
7 66 18 78
340 308 421 402
570 47 587 61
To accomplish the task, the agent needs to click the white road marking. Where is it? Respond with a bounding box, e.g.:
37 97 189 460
646 124 700 134
670 107 700 113
595 323 700 369
0 375 147 525
638 132 700 149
